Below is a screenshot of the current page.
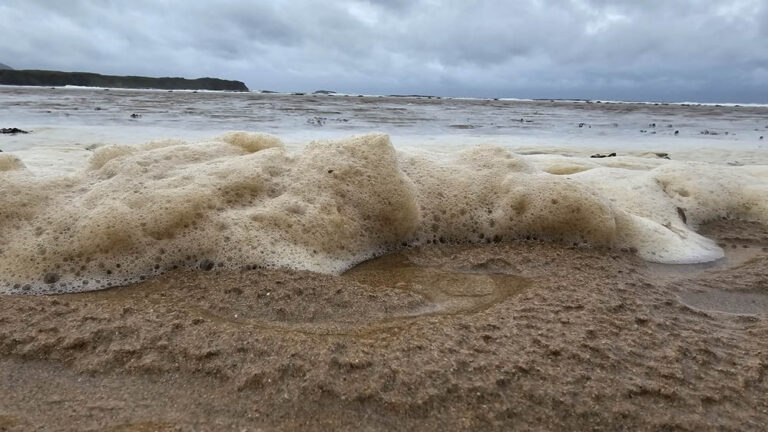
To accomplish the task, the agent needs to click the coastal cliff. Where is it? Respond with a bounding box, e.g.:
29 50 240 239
0 69 249 91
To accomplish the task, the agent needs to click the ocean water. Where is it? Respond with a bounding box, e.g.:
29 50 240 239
3 85 768 173
1 85 767 294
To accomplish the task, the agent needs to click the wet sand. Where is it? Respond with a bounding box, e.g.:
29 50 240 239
1 220 767 431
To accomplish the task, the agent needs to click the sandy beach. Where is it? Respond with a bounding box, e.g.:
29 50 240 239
1 219 766 431
3 0 767 429
2 87 767 431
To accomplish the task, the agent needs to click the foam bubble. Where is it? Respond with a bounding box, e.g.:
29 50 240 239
1 133 766 294
88 145 137 170
220 131 283 153
0 154 26 172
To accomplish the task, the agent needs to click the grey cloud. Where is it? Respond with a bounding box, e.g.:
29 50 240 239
365 0 414 12
0 0 766 102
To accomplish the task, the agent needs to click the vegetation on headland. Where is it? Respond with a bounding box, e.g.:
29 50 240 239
0 69 249 91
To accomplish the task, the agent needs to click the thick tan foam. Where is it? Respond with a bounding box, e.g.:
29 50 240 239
0 154 26 172
1 133 766 294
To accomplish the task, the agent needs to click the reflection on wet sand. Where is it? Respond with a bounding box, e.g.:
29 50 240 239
678 290 768 316
63 249 529 336
344 250 529 317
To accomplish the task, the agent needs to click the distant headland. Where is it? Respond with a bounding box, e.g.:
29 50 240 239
0 68 248 91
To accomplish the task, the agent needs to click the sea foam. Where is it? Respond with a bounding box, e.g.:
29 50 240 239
1 133 766 294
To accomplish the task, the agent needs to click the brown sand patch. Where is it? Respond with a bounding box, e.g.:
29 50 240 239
1 220 767 431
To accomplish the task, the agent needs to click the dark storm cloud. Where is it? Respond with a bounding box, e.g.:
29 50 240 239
0 0 766 102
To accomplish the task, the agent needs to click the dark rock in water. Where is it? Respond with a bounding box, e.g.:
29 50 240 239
260 90 278 94
654 152 671 160
590 152 616 158
674 130 679 135
130 113 141 119
677 207 687 224
313 90 336 95
292 92 306 96
307 117 326 126
761 136 764 140
388 94 436 98
1 127 30 135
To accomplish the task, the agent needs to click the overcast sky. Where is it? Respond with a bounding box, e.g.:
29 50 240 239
1 0 766 102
